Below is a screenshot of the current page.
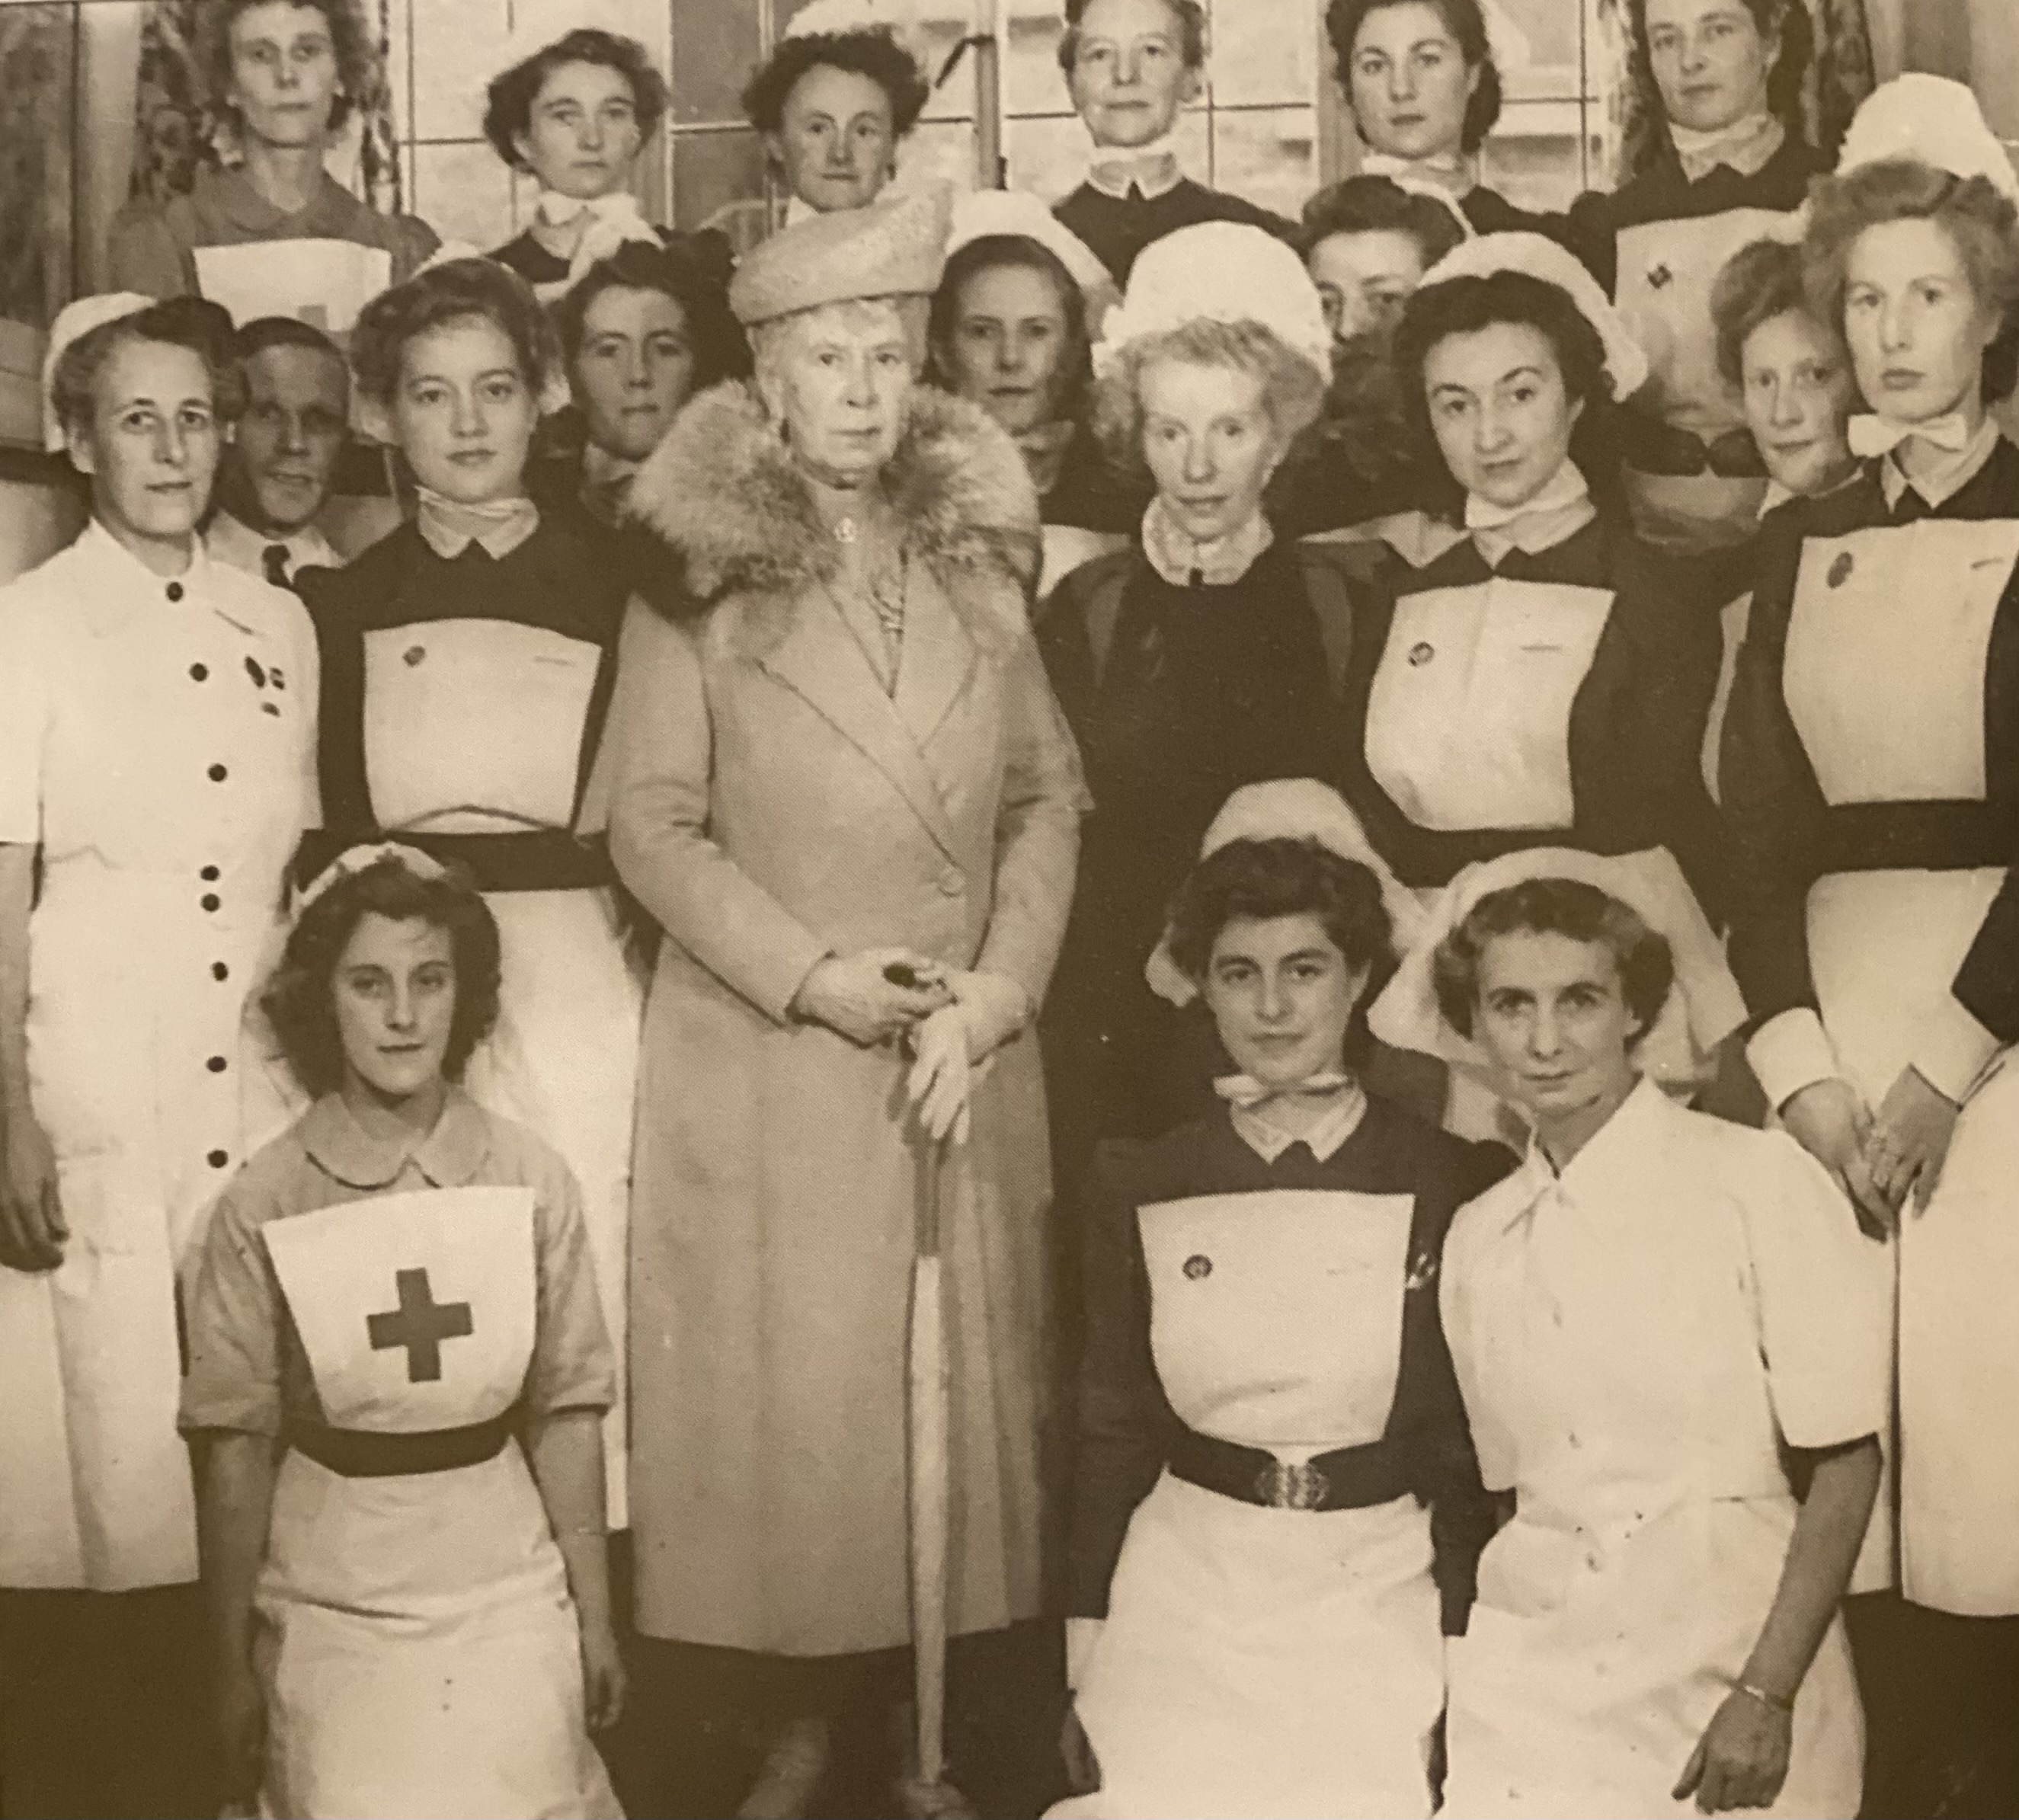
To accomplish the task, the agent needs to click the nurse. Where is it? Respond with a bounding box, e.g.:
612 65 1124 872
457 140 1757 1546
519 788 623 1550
481 0 677 299
1571 0 1827 552
1054 781 1506 1820
299 255 642 1534
1411 852 1883 1818
0 291 318 1818
1339 232 1725 966
1721 73 2019 1808
108 0 437 333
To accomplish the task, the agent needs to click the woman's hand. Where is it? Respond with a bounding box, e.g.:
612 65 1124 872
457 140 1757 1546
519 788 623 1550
791 948 951 1047
1866 1067 1960 1218
216 1657 266 1809
579 1614 628 1733
1059 1700 1101 1797
0 1109 65 1272
907 1007 974 1145
1673 1689 1793 1813
1778 1079 1890 1238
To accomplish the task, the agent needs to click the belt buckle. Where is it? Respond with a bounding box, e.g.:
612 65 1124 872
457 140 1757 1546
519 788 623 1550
1254 1457 1329 1511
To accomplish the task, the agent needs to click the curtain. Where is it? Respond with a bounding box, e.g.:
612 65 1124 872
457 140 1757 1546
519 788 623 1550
1600 0 1877 186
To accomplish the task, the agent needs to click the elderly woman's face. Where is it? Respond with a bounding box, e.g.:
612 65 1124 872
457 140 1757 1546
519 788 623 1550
74 339 221 548
1422 318 1582 509
1309 228 1427 350
574 285 696 462
1346 1 1479 164
771 64 896 214
763 300 916 488
1067 0 1198 150
1643 0 1774 136
1139 357 1283 543
941 263 1073 437
1471 928 1641 1126
1739 308 1855 496
514 59 644 200
228 0 341 149
1203 913 1369 1092
391 313 539 506
1843 216 2001 427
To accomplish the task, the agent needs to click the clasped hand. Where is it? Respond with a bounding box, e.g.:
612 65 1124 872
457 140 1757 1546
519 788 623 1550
1779 1065 1958 1237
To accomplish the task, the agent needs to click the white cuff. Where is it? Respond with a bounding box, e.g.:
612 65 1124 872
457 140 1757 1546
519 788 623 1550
1747 1008 1841 1113
1911 995 2005 1105
1064 1617 1105 1693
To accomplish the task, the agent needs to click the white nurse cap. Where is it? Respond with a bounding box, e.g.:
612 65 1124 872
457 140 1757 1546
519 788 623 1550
1367 846 1746 1096
488 0 665 87
945 188 1118 328
1416 230 1651 401
785 0 919 43
1095 222 1333 385
1835 73 2019 205
41 291 157 454
1146 779 1423 1008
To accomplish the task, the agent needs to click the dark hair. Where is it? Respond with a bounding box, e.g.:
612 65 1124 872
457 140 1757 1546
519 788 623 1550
1804 156 2019 405
926 234 1093 424
232 313 347 369
349 256 561 407
1300 174 1469 270
743 28 931 139
1057 0 1208 74
1168 837 1396 1063
52 296 241 446
1432 877 1674 1044
1325 0 1504 154
483 28 668 171
198 0 373 137
1709 235 1828 389
1393 270 1617 496
264 858 502 1099
1625 0 1813 134
551 238 753 388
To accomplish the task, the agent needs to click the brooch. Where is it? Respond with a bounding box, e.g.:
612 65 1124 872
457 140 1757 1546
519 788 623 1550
1828 552 1854 589
1647 264 1674 290
1408 641 1435 667
244 656 267 688
1183 1255 1212 1281
404 645 427 667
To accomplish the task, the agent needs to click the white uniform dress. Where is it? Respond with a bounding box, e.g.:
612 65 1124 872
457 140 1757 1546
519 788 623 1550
0 523 316 1592
1440 1080 1886 1819
1725 428 2019 1614
1054 1095 1504 1820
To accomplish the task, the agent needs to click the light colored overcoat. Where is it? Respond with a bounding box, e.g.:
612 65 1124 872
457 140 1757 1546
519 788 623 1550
610 382 1089 1655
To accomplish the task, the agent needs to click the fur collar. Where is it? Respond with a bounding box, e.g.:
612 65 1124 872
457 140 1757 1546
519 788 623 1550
627 381 1041 649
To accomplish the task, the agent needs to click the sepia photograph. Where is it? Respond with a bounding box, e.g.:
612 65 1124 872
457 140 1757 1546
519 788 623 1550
0 0 2011 1816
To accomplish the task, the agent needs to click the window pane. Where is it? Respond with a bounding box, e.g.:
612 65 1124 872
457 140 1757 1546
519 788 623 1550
411 139 515 250
901 119 981 190
1206 0 1313 107
1489 0 1583 99
1481 99 1598 210
412 0 510 141
671 0 762 125
1211 105 1315 219
1005 2 1070 117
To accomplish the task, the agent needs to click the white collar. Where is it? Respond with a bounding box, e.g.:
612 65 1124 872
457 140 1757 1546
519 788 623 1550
1141 496 1274 587
1756 464 1861 520
1087 133 1183 201
1870 414 2002 512
66 520 260 638
1669 110 1784 182
206 508 338 579
1359 149 1473 196
1463 459 1596 563
414 489 542 561
1221 1077 1369 1165
536 187 642 230
1497 1075 1669 1231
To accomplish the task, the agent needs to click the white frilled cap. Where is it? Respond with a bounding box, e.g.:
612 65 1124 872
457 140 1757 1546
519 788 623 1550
1366 846 1747 1096
1095 222 1333 385
784 0 918 45
297 842 450 916
1417 229 1650 401
489 0 665 85
946 187 1119 325
1834 72 2019 204
1146 779 1424 1008
42 291 155 453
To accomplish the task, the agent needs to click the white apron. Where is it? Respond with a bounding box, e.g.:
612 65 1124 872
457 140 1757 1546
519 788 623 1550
255 1185 619 1820
194 240 392 337
363 616 644 1525
1614 211 1785 552
1787 517 2019 1615
1052 1188 1445 1820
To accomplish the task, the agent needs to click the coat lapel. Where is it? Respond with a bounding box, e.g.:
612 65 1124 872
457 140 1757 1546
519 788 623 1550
760 587 962 862
893 565 978 777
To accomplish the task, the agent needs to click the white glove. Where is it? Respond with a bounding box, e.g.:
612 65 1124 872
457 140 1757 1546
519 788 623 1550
904 971 1030 1145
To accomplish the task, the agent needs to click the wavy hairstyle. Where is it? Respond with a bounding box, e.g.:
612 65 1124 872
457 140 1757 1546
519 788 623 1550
552 237 753 389
1057 0 1208 73
264 858 502 1099
1624 0 1813 137
926 234 1094 427
742 28 931 139
1324 0 1503 155
197 0 374 136
483 27 668 171
50 296 241 449
1803 155 2019 404
349 256 562 407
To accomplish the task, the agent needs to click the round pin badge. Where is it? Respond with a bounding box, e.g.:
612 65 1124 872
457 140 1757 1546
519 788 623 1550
1408 641 1435 667
1828 552 1854 589
1183 1255 1212 1281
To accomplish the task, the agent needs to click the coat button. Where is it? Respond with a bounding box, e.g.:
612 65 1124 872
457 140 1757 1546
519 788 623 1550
190 663 208 682
1183 1254 1211 1280
208 763 227 782
1408 641 1435 667
207 1149 229 1169
938 868 965 898
404 645 426 667
212 961 229 981
206 1055 228 1073
165 581 184 603
1829 552 1854 588
200 894 220 912
200 865 219 882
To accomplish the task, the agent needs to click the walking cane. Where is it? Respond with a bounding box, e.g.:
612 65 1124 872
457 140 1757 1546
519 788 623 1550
901 1128 978 1819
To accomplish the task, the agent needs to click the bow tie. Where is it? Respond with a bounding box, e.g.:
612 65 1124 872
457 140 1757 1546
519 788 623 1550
1213 1070 1353 1111
1359 151 1468 193
537 188 641 230
1089 142 1180 200
1848 411 1977 459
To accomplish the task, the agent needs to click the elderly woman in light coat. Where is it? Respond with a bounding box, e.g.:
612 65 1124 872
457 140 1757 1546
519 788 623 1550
606 187 1088 1819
